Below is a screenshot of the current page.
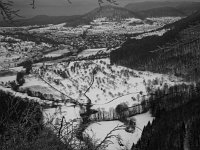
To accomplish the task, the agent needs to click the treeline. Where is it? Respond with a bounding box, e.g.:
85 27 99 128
145 38 200 81
111 29 200 81
131 82 200 150
90 83 197 121
149 82 200 117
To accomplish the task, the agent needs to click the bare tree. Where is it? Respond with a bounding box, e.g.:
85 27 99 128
0 0 20 21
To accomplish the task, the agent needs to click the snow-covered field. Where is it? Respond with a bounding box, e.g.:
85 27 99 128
78 48 108 57
44 48 71 58
0 67 25 83
20 76 63 100
0 56 184 150
31 58 184 112
0 56 182 150
85 111 154 150
44 53 63 58
0 75 16 83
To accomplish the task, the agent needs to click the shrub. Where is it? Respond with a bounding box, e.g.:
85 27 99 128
115 103 129 121
16 72 25 86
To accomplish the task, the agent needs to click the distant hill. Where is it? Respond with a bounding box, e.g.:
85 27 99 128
162 11 200 31
0 15 81 27
138 7 186 18
83 5 143 20
125 1 200 16
132 88 200 150
65 5 144 26
0 5 143 27
125 1 183 12
176 2 200 15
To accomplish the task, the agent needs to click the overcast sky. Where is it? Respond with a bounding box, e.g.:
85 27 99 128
5 0 200 19
12 0 132 18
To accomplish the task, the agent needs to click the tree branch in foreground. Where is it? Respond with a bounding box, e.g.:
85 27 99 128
0 0 21 22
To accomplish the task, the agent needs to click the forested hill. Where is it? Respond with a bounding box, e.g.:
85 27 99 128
82 5 143 21
110 11 200 81
132 83 200 150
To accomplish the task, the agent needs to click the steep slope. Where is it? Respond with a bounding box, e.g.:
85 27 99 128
132 86 200 150
110 11 200 81
139 7 186 18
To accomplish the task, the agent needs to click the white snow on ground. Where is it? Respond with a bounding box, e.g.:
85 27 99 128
9 66 25 72
0 82 154 150
43 105 81 125
0 75 16 83
147 17 182 23
92 93 140 111
125 18 143 23
133 29 170 39
32 58 184 111
85 111 154 150
44 49 71 58
22 76 50 88
20 75 64 100
78 48 108 57
43 104 82 146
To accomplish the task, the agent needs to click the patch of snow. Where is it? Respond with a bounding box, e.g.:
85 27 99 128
44 53 62 58
0 75 16 83
43 105 81 124
133 29 170 39
78 48 108 57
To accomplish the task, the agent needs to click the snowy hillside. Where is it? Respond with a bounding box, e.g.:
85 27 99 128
29 58 184 112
